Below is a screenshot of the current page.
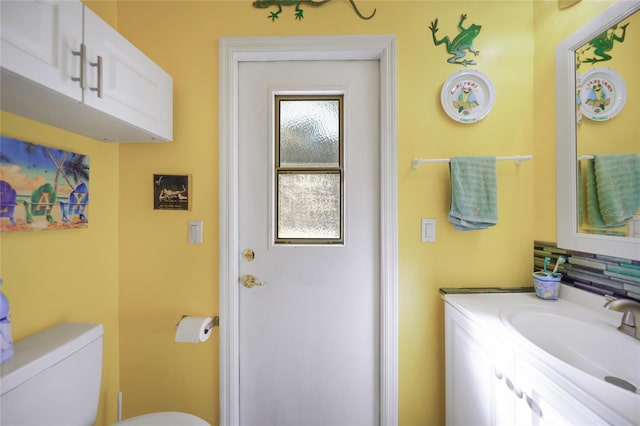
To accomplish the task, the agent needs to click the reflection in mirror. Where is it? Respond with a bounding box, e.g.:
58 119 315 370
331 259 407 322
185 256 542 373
556 0 640 260
575 10 639 239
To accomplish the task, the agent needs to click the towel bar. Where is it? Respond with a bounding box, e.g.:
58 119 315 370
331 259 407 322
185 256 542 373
412 155 533 169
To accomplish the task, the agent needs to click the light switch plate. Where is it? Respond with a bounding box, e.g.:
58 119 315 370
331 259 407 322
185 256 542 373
421 218 436 243
189 220 203 244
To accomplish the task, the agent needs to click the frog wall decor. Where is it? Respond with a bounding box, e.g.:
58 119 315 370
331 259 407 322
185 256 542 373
429 14 482 67
575 22 630 69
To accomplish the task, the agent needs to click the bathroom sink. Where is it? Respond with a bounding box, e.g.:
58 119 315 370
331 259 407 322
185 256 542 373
500 306 640 393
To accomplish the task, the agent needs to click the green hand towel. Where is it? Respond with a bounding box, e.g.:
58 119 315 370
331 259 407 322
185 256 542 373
594 154 640 227
448 156 497 231
584 159 609 228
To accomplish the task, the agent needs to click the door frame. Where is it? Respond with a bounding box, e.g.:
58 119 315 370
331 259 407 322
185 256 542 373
219 35 398 426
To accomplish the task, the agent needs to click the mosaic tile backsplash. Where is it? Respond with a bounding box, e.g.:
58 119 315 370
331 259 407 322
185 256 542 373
534 241 640 302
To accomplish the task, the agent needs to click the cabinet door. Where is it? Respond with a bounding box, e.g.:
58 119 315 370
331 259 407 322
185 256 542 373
83 6 172 141
514 358 612 426
446 317 494 425
0 1 83 100
445 305 515 426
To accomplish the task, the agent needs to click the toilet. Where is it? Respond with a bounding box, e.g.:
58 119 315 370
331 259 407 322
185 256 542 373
0 323 210 426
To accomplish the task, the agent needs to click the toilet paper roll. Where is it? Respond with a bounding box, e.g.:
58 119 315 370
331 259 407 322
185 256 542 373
175 316 213 343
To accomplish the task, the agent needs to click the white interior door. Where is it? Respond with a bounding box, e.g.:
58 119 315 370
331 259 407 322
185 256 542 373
238 60 380 426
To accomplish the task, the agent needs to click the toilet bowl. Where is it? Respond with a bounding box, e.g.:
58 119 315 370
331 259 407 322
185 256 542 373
113 411 210 425
0 323 210 426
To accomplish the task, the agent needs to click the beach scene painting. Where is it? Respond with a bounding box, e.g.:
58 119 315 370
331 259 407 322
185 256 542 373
0 136 90 233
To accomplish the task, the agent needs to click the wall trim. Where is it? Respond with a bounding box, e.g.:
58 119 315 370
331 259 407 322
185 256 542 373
218 35 398 426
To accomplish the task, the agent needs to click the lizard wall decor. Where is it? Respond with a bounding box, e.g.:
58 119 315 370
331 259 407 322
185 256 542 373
252 0 376 21
429 14 482 67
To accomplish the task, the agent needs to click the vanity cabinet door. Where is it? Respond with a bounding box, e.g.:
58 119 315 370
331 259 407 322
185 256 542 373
83 6 173 141
0 1 83 100
514 358 611 426
445 304 515 426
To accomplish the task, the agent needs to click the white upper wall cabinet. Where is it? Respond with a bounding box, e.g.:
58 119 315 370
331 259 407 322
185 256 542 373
0 1 173 142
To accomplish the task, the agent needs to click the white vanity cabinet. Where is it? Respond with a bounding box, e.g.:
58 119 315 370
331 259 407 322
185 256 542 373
0 0 172 142
445 299 610 426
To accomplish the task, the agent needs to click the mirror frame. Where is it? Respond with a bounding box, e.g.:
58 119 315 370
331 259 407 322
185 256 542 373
556 0 640 261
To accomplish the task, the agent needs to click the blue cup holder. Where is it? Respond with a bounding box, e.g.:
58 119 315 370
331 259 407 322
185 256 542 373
532 271 561 300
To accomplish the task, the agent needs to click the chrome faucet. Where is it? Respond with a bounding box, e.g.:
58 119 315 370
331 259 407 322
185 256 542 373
617 311 639 339
604 297 640 340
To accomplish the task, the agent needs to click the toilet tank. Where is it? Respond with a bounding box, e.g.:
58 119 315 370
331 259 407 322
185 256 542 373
0 323 104 426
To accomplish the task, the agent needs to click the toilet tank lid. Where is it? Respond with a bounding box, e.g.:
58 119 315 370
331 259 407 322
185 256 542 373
0 322 103 396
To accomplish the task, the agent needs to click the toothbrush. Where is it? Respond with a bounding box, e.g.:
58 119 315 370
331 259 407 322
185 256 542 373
543 257 551 273
552 256 566 275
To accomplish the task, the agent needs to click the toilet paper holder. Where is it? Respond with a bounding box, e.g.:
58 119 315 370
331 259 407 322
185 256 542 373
176 315 219 335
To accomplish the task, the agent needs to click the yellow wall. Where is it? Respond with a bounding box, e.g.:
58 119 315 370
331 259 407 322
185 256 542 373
0 6 120 426
0 109 120 426
0 1 624 426
116 1 535 425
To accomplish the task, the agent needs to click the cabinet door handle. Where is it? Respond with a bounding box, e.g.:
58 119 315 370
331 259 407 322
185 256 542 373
526 395 543 418
90 56 103 98
71 43 86 89
505 377 514 391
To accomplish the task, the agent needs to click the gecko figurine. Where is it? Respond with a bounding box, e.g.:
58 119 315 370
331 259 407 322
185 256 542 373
253 0 376 21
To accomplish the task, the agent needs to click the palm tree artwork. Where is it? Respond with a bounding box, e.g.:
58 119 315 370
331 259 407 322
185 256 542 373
0 136 89 232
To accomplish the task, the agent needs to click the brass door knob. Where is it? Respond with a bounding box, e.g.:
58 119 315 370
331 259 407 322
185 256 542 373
242 249 255 261
242 274 265 288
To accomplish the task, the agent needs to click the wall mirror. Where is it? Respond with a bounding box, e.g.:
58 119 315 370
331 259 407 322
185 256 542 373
556 0 640 261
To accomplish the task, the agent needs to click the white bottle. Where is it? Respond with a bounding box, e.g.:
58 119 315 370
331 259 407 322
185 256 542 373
0 278 14 364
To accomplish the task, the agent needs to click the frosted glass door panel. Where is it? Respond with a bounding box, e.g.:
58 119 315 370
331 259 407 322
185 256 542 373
277 173 341 240
279 99 340 167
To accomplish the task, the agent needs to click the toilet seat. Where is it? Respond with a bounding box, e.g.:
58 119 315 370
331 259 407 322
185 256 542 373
112 411 210 426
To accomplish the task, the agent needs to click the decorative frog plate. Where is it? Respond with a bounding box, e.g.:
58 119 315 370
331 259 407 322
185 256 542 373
440 70 495 124
579 68 626 121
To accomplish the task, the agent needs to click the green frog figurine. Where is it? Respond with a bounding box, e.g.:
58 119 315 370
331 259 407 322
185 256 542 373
578 23 629 67
429 14 481 67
